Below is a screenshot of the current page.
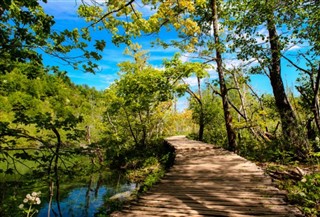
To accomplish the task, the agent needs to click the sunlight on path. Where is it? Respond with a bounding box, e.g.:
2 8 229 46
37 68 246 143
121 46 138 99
112 136 302 217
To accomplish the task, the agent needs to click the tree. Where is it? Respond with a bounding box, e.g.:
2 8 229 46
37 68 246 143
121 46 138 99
295 61 320 137
226 0 310 154
281 0 320 138
189 87 222 142
210 0 237 150
78 0 201 50
78 0 241 150
100 47 178 168
0 0 108 151
291 0 320 56
0 0 53 72
164 54 209 141
103 46 174 147
0 64 85 148
0 0 105 74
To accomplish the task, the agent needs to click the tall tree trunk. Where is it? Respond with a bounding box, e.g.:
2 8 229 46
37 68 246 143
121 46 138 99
211 0 237 151
266 13 298 147
312 66 320 133
197 76 204 141
199 105 205 141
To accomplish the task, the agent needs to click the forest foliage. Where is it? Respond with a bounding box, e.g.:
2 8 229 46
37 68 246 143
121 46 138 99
0 0 320 216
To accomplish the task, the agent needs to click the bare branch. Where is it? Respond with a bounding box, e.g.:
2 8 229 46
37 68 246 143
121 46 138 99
180 77 202 105
87 0 136 29
207 82 221 96
227 98 246 119
281 54 310 75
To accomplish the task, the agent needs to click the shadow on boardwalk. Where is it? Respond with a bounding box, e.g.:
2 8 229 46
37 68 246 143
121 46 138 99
112 136 302 217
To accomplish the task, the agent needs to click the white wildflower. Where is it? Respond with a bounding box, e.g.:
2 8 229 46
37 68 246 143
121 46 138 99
18 204 24 209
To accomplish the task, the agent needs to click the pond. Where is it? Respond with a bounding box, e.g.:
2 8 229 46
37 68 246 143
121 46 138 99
0 149 135 217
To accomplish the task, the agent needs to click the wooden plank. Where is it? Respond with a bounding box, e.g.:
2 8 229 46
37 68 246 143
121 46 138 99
139 193 286 200
136 197 288 206
128 202 295 214
151 184 279 190
110 136 302 217
116 210 288 217
128 205 293 216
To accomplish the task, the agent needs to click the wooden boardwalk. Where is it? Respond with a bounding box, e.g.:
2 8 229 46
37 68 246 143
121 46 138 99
112 136 302 217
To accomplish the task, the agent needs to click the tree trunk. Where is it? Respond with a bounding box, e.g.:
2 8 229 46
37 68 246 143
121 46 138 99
267 16 296 130
211 0 237 151
51 126 63 217
199 107 205 141
197 76 204 141
266 11 307 153
312 66 320 133
185 77 205 141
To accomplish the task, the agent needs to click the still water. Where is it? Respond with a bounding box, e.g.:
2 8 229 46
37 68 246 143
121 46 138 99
0 150 135 217
37 181 135 217
37 179 135 217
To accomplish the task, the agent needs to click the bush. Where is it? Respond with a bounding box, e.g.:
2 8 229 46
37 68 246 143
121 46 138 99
286 173 320 216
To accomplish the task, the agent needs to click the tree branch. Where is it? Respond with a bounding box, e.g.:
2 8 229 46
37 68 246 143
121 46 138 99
227 98 246 119
281 54 310 75
87 0 136 29
182 79 202 105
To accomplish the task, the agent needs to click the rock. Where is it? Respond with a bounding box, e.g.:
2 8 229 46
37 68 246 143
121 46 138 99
109 191 132 202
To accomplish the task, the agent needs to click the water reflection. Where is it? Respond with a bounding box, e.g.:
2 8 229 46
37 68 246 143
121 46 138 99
39 169 134 217
0 150 135 217
38 182 135 217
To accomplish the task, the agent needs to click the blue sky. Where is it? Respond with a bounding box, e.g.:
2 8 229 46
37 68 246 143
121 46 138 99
41 0 180 89
41 0 312 110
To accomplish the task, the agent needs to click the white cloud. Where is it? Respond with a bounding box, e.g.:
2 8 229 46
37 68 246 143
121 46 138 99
287 44 301 51
223 57 258 70
148 46 179 54
98 74 119 84
179 53 190 63
102 48 131 63
133 1 157 18
184 76 198 87
207 68 218 79
153 65 165 71
98 64 112 70
67 71 118 90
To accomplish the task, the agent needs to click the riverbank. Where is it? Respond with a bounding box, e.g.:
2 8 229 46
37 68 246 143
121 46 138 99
101 138 176 216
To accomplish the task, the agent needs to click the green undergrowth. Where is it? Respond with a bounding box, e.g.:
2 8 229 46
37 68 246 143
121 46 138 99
287 173 320 216
266 164 320 216
97 139 175 216
237 138 320 216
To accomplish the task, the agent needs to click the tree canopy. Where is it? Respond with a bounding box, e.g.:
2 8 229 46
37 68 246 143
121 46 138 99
0 0 320 215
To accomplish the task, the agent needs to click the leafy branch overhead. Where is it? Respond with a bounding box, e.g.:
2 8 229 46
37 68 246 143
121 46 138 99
0 0 105 73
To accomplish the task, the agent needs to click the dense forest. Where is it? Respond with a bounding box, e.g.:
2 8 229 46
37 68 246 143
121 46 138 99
0 0 319 216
